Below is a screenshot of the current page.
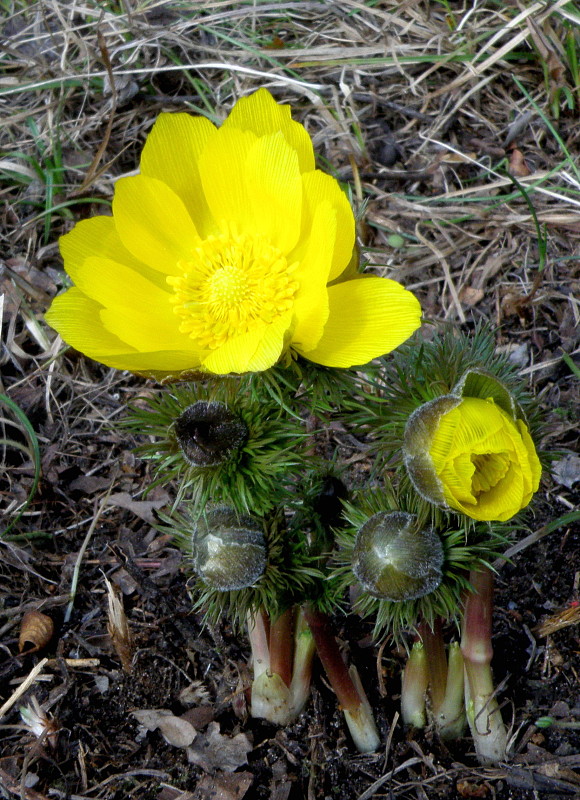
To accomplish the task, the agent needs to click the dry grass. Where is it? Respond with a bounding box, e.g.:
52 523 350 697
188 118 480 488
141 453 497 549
1 1 580 798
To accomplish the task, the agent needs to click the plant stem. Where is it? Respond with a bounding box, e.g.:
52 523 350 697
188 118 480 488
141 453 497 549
247 608 270 678
269 607 294 688
461 567 507 764
249 607 314 725
419 618 447 713
303 604 380 753
436 642 466 740
288 608 316 719
401 640 428 728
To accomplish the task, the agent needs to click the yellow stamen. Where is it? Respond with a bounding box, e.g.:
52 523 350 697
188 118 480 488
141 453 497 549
167 233 298 350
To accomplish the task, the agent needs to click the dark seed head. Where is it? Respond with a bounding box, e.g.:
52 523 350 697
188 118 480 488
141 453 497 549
174 401 248 467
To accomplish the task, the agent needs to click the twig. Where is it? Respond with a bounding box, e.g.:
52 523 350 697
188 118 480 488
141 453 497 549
0 658 48 721
64 483 116 624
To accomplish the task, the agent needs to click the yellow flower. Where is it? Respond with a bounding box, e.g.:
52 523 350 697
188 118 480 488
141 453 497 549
46 89 421 377
404 396 541 522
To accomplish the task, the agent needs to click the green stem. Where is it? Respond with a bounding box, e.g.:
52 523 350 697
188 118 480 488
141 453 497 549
401 640 428 728
247 609 270 678
435 642 466 740
288 608 316 719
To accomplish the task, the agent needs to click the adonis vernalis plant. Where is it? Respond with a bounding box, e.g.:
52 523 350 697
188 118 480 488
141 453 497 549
46 89 421 378
46 86 547 762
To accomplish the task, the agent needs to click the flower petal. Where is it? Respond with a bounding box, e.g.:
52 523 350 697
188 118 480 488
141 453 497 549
301 171 355 282
198 127 257 233
45 288 136 356
100 349 206 373
71 256 199 353
222 88 315 173
201 313 291 374
300 277 422 367
199 129 302 252
71 256 172 312
517 420 542 490
59 216 167 290
99 304 203 353
140 112 217 236
46 292 208 374
244 133 302 253
113 174 200 274
290 200 335 353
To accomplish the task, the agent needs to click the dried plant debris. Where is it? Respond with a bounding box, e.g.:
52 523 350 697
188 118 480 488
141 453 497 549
1 0 579 798
186 723 252 774
18 610 54 654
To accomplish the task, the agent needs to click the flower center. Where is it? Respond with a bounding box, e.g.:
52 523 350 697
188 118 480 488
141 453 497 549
471 452 510 495
167 233 298 350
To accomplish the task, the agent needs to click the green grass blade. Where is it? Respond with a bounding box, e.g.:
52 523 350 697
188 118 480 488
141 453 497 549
0 394 41 539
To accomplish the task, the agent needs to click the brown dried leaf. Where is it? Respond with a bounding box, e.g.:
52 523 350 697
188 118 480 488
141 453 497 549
187 722 252 773
508 148 532 177
19 610 54 654
526 19 566 100
106 491 169 523
132 709 197 747
458 286 484 307
456 779 490 798
157 716 197 747
193 772 253 800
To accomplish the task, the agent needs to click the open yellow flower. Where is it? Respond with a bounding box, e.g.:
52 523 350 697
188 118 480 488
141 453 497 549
404 395 541 522
46 89 421 378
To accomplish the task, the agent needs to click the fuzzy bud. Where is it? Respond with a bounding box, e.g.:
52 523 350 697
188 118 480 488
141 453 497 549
192 508 266 591
352 511 444 601
174 401 248 467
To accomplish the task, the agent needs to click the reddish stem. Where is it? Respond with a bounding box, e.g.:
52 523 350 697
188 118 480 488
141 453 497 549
418 618 447 712
269 607 295 688
461 568 494 665
303 605 360 711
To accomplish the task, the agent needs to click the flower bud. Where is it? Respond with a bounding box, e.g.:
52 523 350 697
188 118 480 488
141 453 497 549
174 401 248 467
352 511 444 601
192 508 266 591
403 386 541 521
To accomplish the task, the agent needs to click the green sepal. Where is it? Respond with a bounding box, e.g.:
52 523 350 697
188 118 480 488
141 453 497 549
403 395 460 506
453 368 525 421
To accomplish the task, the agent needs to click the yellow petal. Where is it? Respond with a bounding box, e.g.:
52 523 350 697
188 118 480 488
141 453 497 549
222 88 315 173
301 171 355 282
140 112 217 237
517 420 542 490
243 132 302 253
71 257 197 353
198 127 257 233
199 129 302 252
290 201 335 353
100 350 205 373
71 256 172 312
300 277 422 367
113 174 200 274
45 288 135 356
201 313 291 374
60 216 167 290
99 304 202 353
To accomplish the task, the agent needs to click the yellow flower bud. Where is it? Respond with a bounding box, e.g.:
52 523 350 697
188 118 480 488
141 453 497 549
404 395 541 522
